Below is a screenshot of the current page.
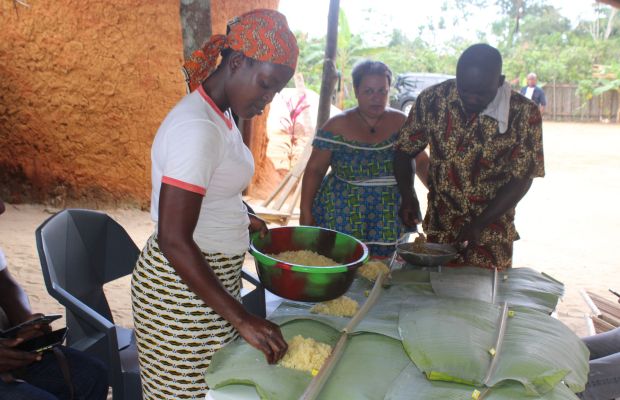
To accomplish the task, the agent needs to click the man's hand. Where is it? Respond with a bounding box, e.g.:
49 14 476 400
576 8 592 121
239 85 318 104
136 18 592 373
15 313 52 342
398 197 421 229
248 214 269 238
455 220 484 250
0 337 40 373
235 314 288 364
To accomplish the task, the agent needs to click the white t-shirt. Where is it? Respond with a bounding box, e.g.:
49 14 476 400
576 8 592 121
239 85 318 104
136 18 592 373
150 85 254 255
524 86 535 100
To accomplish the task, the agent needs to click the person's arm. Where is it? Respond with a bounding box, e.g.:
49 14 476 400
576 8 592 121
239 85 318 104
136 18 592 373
538 88 546 114
0 267 43 372
394 150 421 228
394 96 428 228
456 177 533 246
243 201 268 238
0 268 32 326
414 149 430 189
300 147 332 226
157 184 287 364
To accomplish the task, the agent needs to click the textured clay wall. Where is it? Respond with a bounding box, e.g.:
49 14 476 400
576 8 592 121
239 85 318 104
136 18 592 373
0 1 185 207
0 0 282 207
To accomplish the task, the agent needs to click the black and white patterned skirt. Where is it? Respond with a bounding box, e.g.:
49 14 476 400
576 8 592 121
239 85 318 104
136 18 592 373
131 234 243 399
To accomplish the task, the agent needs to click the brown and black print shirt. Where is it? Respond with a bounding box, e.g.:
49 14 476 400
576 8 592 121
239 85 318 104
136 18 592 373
395 79 545 269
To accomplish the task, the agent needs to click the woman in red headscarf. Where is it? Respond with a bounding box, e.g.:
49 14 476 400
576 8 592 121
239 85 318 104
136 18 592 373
131 9 298 399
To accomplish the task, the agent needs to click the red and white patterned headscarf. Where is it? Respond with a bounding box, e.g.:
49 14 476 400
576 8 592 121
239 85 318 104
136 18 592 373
182 9 299 92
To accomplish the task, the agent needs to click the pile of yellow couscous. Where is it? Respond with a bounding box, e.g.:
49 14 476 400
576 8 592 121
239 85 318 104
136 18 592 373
310 295 359 317
270 250 337 266
279 335 332 374
357 260 389 281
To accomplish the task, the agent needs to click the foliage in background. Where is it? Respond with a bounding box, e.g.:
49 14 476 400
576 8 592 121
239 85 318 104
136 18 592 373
292 0 619 117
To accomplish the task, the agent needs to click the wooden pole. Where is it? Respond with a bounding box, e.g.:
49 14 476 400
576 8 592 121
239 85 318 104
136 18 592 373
316 0 340 131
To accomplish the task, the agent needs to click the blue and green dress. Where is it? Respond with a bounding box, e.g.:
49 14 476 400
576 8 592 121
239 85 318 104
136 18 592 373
311 129 411 257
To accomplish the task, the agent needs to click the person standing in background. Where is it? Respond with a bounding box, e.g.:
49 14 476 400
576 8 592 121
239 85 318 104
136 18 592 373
300 60 429 258
520 72 547 114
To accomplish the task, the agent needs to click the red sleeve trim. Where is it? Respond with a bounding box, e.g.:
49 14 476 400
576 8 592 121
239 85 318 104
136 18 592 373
162 176 206 196
197 85 233 130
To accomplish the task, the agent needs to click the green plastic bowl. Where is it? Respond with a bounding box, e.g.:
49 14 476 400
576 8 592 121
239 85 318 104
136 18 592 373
249 226 369 302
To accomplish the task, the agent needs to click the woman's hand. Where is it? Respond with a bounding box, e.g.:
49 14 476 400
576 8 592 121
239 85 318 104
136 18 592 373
235 314 288 364
299 210 315 226
248 214 269 238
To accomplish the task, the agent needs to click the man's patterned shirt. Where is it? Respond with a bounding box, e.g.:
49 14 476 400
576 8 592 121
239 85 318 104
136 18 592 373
395 79 545 269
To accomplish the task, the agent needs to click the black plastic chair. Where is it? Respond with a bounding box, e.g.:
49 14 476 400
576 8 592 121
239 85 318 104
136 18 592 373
35 209 142 400
241 270 266 318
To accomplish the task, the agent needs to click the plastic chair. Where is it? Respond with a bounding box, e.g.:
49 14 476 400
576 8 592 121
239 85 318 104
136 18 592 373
35 209 142 400
241 270 266 318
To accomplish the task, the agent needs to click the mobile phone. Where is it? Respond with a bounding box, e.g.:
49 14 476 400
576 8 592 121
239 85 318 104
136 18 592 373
609 288 620 298
0 314 63 338
16 327 68 353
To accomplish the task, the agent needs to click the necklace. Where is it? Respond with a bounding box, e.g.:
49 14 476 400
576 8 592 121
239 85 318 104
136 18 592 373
356 108 384 134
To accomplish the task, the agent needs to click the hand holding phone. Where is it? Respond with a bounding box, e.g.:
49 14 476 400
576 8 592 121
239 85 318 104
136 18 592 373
16 328 67 353
0 337 41 372
0 314 62 338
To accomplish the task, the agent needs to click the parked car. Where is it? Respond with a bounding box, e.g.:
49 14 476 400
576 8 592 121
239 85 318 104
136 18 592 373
390 73 455 114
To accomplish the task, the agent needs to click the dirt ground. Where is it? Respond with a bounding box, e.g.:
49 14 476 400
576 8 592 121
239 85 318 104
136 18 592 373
0 121 618 340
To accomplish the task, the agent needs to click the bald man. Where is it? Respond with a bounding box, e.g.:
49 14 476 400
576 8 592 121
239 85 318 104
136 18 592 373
520 72 546 114
394 44 545 269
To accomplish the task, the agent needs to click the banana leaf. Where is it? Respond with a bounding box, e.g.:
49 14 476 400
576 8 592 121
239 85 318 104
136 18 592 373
399 296 499 386
206 326 412 399
385 362 580 400
353 284 431 339
205 319 340 400
430 267 494 302
390 268 433 284
318 333 411 399
486 306 589 394
270 277 432 340
398 297 589 395
429 267 564 313
496 268 564 313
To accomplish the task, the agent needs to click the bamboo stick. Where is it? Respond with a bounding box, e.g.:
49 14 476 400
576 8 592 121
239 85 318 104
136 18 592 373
285 174 304 216
584 315 596 337
491 267 498 304
580 289 602 316
298 334 347 400
483 303 509 386
344 272 387 333
299 272 386 400
262 173 290 207
274 175 299 210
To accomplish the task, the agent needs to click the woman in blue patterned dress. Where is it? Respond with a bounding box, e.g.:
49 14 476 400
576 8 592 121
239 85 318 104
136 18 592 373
300 60 428 257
